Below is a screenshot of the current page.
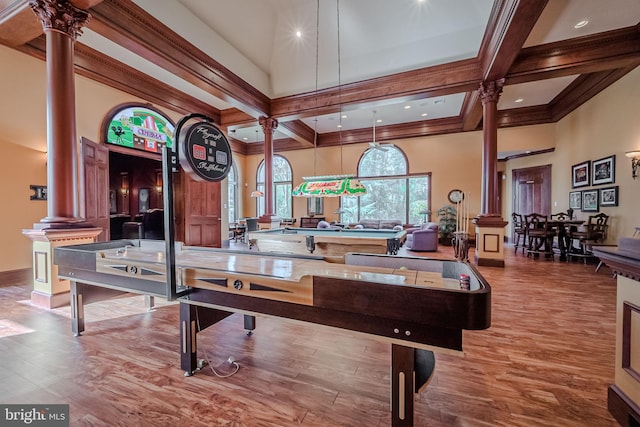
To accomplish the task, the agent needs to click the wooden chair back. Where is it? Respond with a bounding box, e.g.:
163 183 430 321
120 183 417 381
550 212 570 221
586 213 609 240
512 213 525 231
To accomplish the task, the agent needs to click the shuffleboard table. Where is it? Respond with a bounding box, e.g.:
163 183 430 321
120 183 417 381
247 226 407 260
54 240 491 427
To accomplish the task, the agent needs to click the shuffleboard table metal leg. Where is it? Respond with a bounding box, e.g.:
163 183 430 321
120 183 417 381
144 295 155 312
391 344 415 427
244 314 256 335
70 281 84 337
180 303 198 376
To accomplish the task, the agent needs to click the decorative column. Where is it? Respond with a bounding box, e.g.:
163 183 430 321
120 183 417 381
23 0 101 309
473 79 508 268
258 116 278 229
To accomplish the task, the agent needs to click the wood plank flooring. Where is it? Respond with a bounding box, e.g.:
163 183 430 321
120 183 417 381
0 244 618 426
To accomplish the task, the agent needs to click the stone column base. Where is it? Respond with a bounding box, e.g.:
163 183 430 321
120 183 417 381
473 215 508 268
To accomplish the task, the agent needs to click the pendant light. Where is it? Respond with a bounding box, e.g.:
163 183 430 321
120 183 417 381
292 0 366 198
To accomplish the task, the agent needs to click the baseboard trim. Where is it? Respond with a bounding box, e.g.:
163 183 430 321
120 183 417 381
0 268 32 288
609 385 640 427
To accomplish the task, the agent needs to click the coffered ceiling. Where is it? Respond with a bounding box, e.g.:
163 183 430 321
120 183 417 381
1 0 639 157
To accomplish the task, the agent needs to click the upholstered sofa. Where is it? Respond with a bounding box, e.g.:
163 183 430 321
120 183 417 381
405 222 438 252
354 219 403 230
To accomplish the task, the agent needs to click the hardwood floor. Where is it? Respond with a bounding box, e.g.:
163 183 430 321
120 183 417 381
0 245 618 426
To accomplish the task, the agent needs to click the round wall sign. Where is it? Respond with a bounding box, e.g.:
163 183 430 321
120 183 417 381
179 121 232 182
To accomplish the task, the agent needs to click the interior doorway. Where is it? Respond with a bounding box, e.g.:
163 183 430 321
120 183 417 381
512 164 552 218
108 150 162 240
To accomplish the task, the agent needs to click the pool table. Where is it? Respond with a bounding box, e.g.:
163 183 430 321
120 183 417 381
247 227 407 259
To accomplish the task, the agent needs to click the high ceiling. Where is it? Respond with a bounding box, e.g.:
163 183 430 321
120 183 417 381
1 0 639 158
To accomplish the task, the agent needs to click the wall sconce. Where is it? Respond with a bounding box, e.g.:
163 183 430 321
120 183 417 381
120 172 129 196
156 171 163 192
625 150 640 179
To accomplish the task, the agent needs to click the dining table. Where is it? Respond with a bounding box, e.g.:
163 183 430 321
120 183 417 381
543 219 585 261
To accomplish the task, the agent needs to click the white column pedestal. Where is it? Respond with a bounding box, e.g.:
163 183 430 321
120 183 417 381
473 216 508 268
22 227 102 309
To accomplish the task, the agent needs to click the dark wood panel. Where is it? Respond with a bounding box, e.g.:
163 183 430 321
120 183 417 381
82 137 109 241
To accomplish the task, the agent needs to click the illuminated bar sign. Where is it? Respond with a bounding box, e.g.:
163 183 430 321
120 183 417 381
104 105 174 154
179 121 232 182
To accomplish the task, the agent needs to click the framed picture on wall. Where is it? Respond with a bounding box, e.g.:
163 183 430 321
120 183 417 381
572 161 590 188
599 186 619 207
569 191 582 210
581 189 599 212
592 155 615 185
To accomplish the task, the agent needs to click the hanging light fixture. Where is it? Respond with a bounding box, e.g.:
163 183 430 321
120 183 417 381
292 0 366 198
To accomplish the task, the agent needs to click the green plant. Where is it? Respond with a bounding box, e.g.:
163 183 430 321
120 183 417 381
436 204 457 243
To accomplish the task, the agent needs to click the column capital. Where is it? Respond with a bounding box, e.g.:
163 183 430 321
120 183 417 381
29 0 91 41
479 79 505 105
258 116 279 134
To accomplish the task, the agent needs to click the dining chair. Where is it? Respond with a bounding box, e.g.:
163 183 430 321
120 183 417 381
511 213 527 254
568 213 609 263
549 212 572 253
524 213 555 259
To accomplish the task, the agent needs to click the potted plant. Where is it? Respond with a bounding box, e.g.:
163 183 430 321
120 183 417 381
436 204 457 245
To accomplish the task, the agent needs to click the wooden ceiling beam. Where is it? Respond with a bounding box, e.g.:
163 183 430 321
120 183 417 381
0 0 43 46
497 105 553 128
549 66 639 122
507 25 640 84
88 0 270 118
270 58 481 121
479 0 548 81
277 120 315 148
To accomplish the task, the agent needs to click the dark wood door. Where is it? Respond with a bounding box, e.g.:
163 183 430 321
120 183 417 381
81 137 110 242
512 165 551 217
183 176 221 247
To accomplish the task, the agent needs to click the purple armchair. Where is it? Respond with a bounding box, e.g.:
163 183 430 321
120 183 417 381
405 222 439 252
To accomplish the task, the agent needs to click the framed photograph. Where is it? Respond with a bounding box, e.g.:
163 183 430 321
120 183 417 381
599 186 618 207
572 161 590 188
581 189 599 212
569 191 582 210
307 197 323 216
139 188 150 212
592 155 615 185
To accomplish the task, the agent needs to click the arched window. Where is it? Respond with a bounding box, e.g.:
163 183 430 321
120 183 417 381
256 155 292 218
340 144 430 225
227 162 238 224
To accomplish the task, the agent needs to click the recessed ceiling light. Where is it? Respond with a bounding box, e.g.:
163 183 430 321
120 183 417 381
404 105 411 109
337 124 342 128
295 30 302 38
376 119 382 123
421 113 428 117
515 98 524 103
242 137 248 141
574 20 589 29
341 114 347 119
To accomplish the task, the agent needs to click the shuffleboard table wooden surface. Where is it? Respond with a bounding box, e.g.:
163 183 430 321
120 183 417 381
54 239 491 427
